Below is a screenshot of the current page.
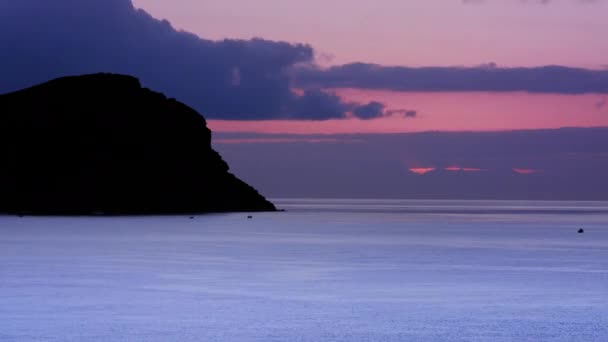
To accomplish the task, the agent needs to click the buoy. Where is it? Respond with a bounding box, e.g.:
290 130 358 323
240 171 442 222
578 228 584 234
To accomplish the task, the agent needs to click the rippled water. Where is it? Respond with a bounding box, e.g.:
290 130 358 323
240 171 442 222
1 200 607 341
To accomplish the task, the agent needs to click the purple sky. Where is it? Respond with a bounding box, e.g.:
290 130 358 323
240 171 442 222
133 0 608 68
2 0 607 199
212 128 608 200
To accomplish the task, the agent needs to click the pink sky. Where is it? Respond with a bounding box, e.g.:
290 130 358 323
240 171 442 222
133 0 608 68
132 0 608 134
209 90 608 134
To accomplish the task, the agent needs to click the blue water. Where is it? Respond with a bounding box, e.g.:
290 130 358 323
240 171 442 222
1 200 607 341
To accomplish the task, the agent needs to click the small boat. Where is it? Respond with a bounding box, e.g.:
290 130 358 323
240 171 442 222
578 228 584 234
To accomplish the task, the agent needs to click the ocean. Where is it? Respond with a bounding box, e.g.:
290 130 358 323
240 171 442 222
1 199 607 341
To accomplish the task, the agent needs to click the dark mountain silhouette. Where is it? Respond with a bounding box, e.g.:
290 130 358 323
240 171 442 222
0 73 276 215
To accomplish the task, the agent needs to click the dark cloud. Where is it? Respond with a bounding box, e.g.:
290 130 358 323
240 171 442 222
0 0 380 120
213 127 608 200
288 90 347 120
296 63 608 94
387 109 418 118
351 102 386 120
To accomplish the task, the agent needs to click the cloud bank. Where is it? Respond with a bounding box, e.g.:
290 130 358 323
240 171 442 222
0 0 381 120
296 63 608 94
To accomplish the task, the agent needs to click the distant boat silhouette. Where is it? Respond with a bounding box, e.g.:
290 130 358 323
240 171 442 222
578 228 585 234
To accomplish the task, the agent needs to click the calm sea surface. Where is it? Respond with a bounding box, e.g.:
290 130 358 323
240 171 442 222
1 199 607 341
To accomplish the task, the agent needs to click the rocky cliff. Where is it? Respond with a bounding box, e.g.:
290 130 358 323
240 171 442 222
0 73 276 214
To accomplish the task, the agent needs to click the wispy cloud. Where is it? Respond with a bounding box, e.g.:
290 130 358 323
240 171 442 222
445 167 487 172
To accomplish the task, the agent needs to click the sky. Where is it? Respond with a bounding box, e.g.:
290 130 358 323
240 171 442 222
1 0 607 199
129 0 608 135
214 128 608 200
132 0 608 68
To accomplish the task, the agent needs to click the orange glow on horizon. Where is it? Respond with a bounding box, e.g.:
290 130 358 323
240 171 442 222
513 168 543 174
409 168 436 175
409 167 542 175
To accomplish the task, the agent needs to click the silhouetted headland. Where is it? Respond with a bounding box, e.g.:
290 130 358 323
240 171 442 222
0 73 276 215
